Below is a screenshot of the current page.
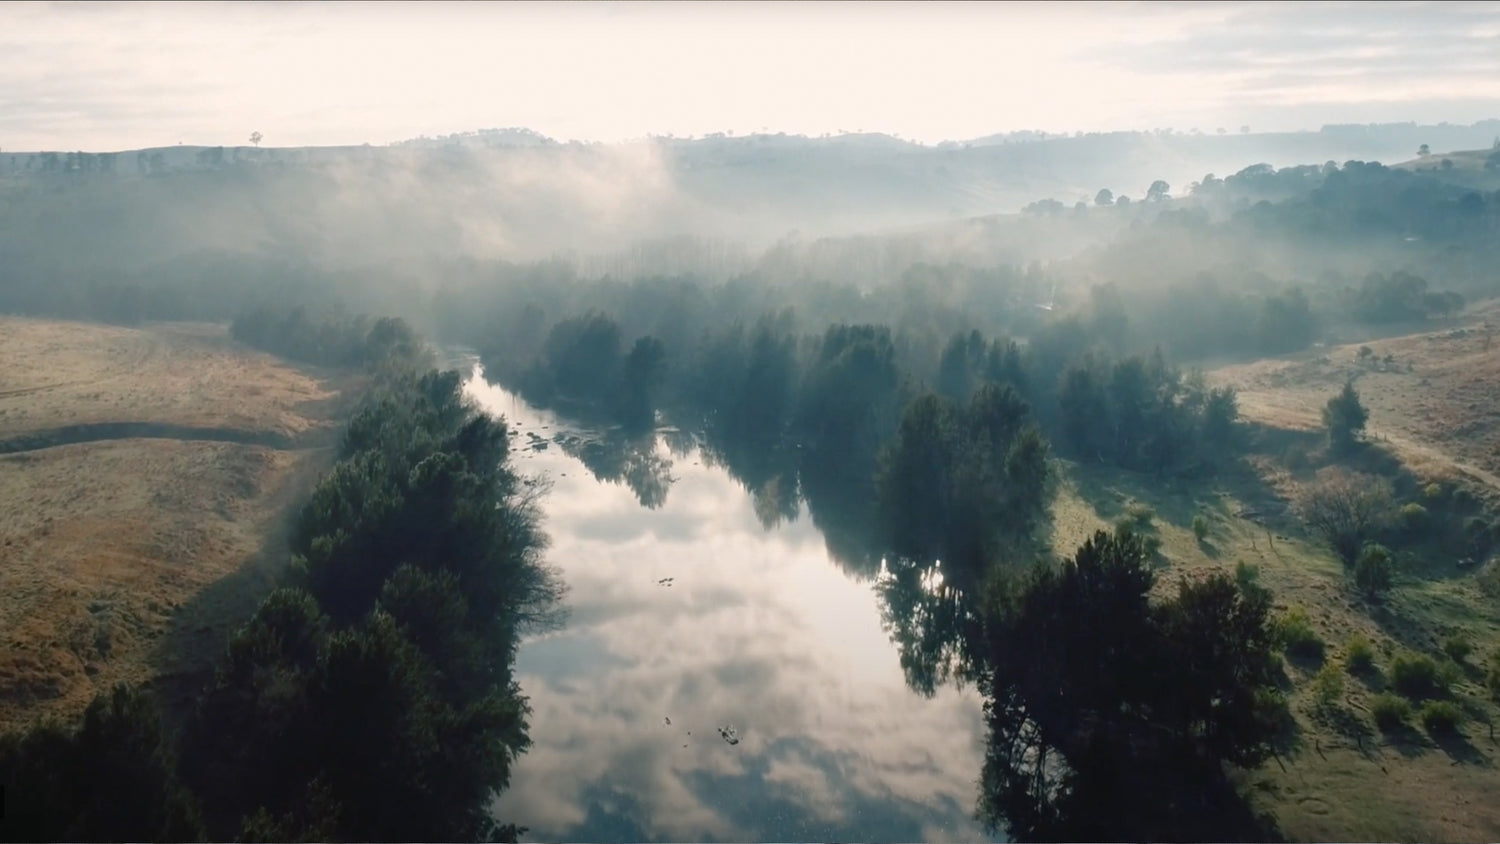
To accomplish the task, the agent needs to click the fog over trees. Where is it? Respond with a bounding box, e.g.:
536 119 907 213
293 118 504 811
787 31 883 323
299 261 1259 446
4 112 1500 843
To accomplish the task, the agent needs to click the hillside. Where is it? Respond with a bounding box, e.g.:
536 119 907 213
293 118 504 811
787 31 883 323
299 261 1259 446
4 120 1498 266
0 318 356 733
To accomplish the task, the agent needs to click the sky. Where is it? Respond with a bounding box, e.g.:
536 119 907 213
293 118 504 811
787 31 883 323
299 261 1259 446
2 0 1499 152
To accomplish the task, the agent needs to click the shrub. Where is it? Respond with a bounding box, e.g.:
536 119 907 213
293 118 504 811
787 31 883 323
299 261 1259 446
1370 693 1411 730
1398 502 1428 533
1235 562 1271 603
1126 501 1155 528
1192 514 1210 542
1423 482 1444 501
1390 653 1444 699
1344 634 1376 673
1419 700 1464 735
1313 661 1344 707
1442 634 1473 663
1436 658 1462 691
1354 543 1395 598
1274 606 1324 659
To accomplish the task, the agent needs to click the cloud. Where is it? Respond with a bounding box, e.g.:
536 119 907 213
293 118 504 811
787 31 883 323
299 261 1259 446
468 377 996 842
1109 1 1500 103
4 1 1498 151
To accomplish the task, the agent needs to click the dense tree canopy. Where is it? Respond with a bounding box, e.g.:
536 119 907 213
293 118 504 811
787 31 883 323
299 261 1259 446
978 530 1284 842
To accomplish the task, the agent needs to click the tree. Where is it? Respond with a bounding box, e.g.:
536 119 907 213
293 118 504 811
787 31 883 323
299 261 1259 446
1094 188 1114 206
1201 386 1238 452
618 334 666 430
250 130 263 147
1417 143 1430 157
1295 467 1394 566
0 685 205 841
1146 179 1171 202
979 529 1282 842
1353 542 1395 598
1322 380 1368 453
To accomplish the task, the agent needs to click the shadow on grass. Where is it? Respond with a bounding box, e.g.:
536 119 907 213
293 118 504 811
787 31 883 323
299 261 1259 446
147 446 334 738
1375 720 1429 759
1431 727 1493 767
1350 664 1387 693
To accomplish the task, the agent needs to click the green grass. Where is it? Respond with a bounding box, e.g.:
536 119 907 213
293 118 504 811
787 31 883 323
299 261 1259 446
1050 454 1500 842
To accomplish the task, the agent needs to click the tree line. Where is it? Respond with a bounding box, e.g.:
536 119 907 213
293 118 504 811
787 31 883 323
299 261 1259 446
1 334 562 841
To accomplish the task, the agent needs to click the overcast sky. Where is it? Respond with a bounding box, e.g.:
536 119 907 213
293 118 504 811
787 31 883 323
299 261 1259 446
3 0 1499 151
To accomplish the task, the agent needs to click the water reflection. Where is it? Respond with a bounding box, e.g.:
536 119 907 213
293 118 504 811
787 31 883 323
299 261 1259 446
559 431 677 510
464 366 998 843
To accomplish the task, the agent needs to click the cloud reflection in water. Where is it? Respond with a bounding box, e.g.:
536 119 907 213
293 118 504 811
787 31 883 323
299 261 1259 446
466 371 998 843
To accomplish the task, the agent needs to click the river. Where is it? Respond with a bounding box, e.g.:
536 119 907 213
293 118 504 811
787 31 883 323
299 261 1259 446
462 365 999 843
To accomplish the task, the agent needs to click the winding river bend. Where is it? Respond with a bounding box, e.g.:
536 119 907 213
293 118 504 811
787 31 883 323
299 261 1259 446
463 365 998 843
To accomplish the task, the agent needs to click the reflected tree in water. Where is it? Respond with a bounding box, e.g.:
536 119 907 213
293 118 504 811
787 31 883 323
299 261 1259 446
563 433 676 509
876 556 986 697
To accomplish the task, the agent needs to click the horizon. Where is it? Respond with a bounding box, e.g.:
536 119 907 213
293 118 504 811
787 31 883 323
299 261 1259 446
5 118 1500 157
4 1 1500 152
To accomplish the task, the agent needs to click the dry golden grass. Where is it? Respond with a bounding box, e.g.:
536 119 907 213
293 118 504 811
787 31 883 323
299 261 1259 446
0 317 341 440
1208 300 1500 493
0 318 354 733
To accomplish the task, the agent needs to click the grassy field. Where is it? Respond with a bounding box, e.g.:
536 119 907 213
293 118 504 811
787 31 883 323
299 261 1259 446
1045 303 1500 841
0 317 357 733
1053 461 1500 841
1208 299 1500 492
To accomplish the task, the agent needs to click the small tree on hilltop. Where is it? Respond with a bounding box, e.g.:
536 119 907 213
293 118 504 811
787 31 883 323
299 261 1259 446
1296 467 1394 566
1322 379 1368 454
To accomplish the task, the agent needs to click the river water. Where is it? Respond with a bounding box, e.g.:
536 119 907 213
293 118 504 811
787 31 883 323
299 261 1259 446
464 365 998 843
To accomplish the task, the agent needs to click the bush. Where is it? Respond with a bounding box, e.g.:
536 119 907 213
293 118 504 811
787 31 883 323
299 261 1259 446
1344 634 1376 673
1274 606 1324 659
1423 482 1444 501
1390 653 1445 699
1313 661 1344 707
1192 514 1210 542
1235 562 1271 604
1354 543 1395 598
1442 634 1473 663
1126 501 1156 528
1398 502 1428 533
1370 693 1412 730
1436 658 1462 691
1419 700 1464 735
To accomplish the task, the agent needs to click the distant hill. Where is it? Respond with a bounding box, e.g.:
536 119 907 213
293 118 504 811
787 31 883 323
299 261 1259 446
1391 145 1500 192
1 120 1497 266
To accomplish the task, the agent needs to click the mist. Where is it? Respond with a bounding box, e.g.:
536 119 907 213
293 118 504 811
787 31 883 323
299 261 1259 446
6 3 1500 843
